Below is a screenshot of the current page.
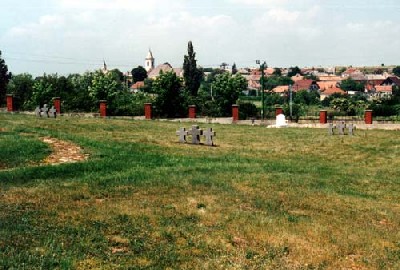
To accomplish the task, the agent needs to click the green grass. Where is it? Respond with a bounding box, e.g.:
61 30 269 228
0 113 399 269
0 131 51 169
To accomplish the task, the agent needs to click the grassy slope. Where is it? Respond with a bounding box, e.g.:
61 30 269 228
0 114 399 269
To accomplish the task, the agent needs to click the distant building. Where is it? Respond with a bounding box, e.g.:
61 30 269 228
145 49 155 72
144 50 183 79
147 62 183 79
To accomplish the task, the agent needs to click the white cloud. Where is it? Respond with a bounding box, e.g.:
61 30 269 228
267 9 300 23
58 0 186 12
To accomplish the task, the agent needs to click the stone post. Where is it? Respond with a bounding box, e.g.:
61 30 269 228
189 105 196 119
99 100 107 118
320 110 327 124
144 103 152 120
275 106 283 116
6 94 14 112
365 110 373 125
53 97 61 114
232 104 239 122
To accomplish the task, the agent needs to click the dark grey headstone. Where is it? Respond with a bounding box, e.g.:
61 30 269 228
176 127 188 143
188 125 202 144
203 128 216 146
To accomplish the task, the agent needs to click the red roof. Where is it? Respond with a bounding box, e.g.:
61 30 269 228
375 85 392 93
131 81 145 89
293 79 314 91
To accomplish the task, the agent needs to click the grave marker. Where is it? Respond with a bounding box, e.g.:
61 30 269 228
48 106 57 118
337 122 345 135
328 123 335 135
176 127 188 143
187 125 202 144
41 104 49 118
203 128 216 146
35 106 41 117
348 124 355 136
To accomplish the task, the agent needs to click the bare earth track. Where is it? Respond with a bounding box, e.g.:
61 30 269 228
40 137 89 165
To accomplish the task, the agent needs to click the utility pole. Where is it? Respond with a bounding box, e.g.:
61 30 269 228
257 60 266 120
289 84 293 120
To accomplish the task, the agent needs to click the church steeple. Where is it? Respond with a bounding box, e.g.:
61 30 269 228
145 49 155 72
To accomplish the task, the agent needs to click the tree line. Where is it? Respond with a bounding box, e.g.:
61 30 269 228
2 45 400 119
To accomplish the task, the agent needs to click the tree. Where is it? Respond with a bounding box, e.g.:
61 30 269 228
211 72 247 116
288 66 301 77
183 41 203 96
264 75 293 91
392 66 400 77
66 73 96 112
131 66 148 83
6 73 34 110
27 74 60 109
293 90 320 106
231 63 237 75
152 71 186 118
272 68 282 76
0 50 10 106
340 78 364 92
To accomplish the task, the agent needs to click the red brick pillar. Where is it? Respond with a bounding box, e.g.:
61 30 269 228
144 103 152 120
320 110 327 124
99 100 107 117
189 105 196 119
53 97 61 114
275 107 283 116
6 94 14 112
365 110 373 125
232 104 239 122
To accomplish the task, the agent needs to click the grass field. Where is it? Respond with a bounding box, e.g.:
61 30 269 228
0 113 399 269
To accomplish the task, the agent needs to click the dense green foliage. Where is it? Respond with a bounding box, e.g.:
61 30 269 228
152 71 186 118
131 66 148 83
0 50 10 106
392 66 400 77
264 75 293 91
183 41 203 97
210 72 247 116
340 78 365 92
287 66 301 77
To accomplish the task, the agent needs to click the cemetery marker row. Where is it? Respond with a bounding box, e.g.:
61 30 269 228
177 125 216 146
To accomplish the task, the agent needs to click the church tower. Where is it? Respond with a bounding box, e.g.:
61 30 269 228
145 49 155 72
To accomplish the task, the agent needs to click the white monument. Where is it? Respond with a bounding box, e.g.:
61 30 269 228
275 114 288 128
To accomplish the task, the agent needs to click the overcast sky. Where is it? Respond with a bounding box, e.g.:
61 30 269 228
1 0 400 76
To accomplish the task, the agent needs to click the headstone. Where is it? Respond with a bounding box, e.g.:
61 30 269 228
276 114 288 128
348 124 355 136
176 127 188 143
328 123 335 135
337 122 345 135
203 128 216 146
35 106 41 117
41 104 49 118
48 106 57 118
187 125 202 144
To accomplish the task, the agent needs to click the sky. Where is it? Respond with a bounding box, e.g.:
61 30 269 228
1 0 400 76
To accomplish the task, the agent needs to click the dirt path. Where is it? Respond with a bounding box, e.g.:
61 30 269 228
40 137 89 165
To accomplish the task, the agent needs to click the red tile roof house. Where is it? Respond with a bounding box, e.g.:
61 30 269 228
130 81 145 93
292 80 320 92
373 85 393 99
317 81 346 100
